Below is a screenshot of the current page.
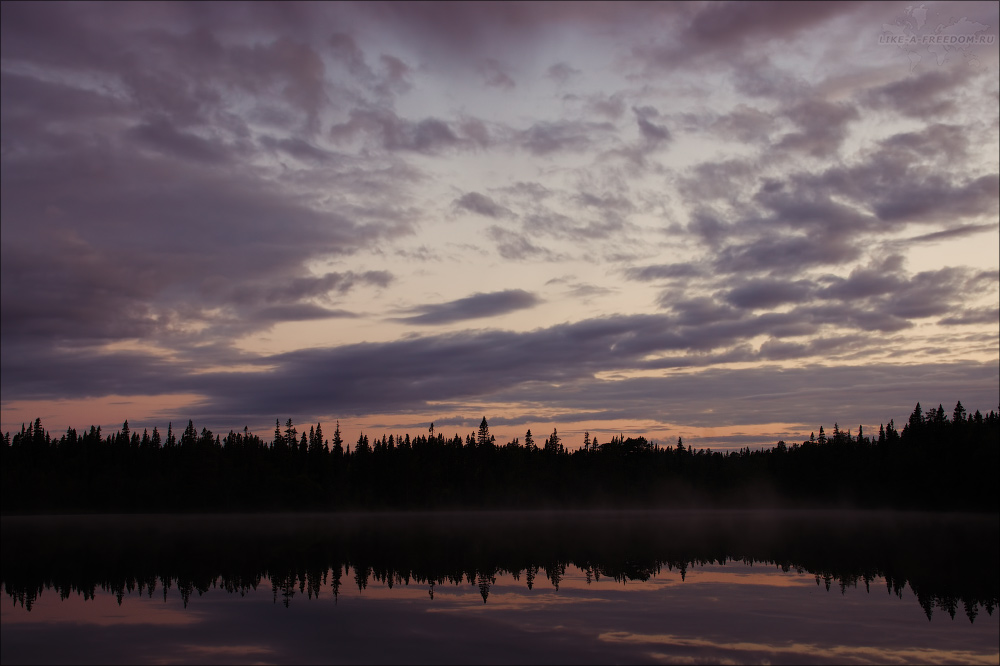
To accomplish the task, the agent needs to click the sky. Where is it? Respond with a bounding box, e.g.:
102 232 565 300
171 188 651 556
1 1 998 450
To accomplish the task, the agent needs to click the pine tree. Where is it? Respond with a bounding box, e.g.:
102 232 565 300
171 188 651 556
273 419 283 449
332 421 344 457
182 420 197 447
544 428 560 454
315 422 325 452
477 417 491 447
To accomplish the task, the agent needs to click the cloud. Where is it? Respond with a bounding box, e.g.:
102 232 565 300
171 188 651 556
393 290 541 325
517 120 615 155
624 264 705 282
128 118 236 164
330 109 466 153
878 123 969 162
708 105 775 143
939 308 1000 326
634 1 871 71
547 62 581 84
252 304 359 323
219 272 393 307
872 174 1000 225
478 58 516 89
775 99 859 157
486 227 558 261
259 135 339 163
634 106 671 145
454 192 514 219
724 279 814 309
861 69 970 118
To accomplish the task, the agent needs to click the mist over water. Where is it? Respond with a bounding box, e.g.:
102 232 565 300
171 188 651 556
2 510 997 664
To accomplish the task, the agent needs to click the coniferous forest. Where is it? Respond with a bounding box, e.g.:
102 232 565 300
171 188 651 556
2 402 997 513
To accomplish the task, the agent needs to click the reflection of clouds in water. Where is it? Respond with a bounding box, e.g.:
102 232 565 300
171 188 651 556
173 644 277 659
684 565 818 588
0 590 203 627
605 631 999 666
3 563 997 666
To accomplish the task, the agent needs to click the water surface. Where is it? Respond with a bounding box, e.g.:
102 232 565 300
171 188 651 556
2 510 997 664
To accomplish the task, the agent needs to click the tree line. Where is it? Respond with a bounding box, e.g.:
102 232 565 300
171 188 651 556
1 401 997 512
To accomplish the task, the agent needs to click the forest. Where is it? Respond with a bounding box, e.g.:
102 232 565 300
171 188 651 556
1 402 997 513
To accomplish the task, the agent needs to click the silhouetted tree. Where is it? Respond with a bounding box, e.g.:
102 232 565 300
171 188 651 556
477 417 491 448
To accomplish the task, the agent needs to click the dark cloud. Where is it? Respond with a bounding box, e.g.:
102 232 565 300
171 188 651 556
783 124 998 229
129 118 235 164
775 99 859 157
585 93 627 120
252 304 359 323
524 211 626 242
547 62 581 84
486 227 556 261
910 223 999 243
330 109 465 153
500 182 554 202
4 299 996 433
454 192 513 219
190 336 997 430
872 173 999 224
378 54 413 94
624 263 705 282
478 58 516 89
634 1 870 70
861 69 970 118
329 32 375 80
724 279 814 309
634 107 671 145
708 105 774 143
713 232 859 274
517 120 614 155
393 290 541 325
818 263 905 301
659 297 743 326
218 271 393 307
879 267 988 320
757 335 866 362
731 57 809 100
0 116 396 352
678 161 757 204
939 308 1000 326
259 135 339 163
878 123 969 161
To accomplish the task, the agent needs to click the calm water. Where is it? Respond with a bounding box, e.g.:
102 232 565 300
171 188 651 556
2 511 997 665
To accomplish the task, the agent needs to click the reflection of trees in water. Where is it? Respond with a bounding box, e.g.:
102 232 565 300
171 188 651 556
2 512 997 623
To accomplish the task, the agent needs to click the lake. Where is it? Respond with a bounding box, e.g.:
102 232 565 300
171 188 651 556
2 510 997 664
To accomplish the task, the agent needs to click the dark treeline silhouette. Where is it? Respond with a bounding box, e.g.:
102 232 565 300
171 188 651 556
2 402 997 512
2 511 996 623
